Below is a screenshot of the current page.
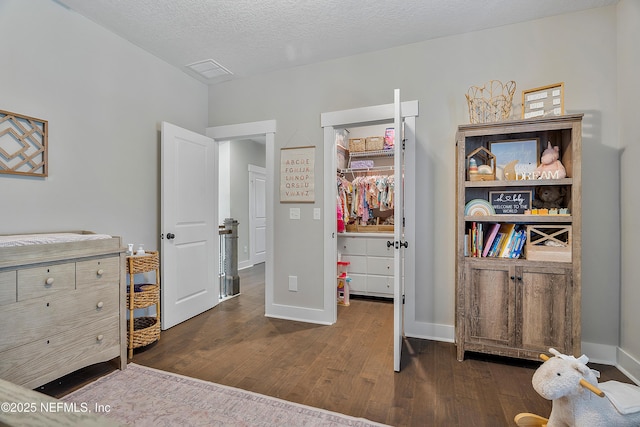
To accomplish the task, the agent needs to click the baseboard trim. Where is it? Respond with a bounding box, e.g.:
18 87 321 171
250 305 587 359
404 321 455 343
617 347 640 385
266 304 333 326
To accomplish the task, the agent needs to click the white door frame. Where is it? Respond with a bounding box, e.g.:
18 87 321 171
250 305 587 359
206 120 276 315
249 164 267 266
321 100 418 360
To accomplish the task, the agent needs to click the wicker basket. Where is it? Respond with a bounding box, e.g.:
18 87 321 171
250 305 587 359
128 316 160 349
127 284 159 309
127 251 159 274
365 136 384 151
349 138 366 152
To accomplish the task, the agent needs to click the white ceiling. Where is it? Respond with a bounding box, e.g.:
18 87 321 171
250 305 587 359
56 0 618 85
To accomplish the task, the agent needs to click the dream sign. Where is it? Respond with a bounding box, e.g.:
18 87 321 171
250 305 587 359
489 190 532 214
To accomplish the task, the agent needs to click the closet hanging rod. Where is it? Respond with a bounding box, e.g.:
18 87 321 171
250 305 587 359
339 165 394 174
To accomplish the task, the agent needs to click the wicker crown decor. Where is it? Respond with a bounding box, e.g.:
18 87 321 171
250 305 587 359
465 80 516 124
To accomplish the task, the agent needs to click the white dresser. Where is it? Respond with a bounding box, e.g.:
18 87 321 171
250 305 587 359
0 232 126 389
337 234 394 298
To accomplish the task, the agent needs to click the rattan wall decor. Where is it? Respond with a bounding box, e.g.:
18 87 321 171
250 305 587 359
0 109 48 177
465 80 516 124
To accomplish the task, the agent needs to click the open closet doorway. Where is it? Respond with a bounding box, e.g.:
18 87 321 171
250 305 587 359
207 120 276 314
321 91 418 372
218 138 266 270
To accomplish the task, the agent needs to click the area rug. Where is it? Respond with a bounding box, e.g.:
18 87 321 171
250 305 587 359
62 364 387 426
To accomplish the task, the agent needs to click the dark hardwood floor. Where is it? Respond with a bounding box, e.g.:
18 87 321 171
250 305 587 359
40 263 633 426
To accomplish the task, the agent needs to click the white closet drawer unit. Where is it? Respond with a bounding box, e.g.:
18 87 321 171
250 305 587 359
17 263 75 301
337 234 394 297
0 271 16 307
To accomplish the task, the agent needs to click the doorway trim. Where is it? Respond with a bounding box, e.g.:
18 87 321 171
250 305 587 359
207 120 276 316
321 101 418 327
248 164 266 266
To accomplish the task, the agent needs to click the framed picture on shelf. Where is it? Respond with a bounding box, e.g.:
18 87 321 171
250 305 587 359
489 190 533 214
522 82 564 119
489 138 539 180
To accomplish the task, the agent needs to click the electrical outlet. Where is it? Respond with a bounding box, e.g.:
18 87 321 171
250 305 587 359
288 275 298 291
244 246 248 253
313 208 321 220
289 208 301 220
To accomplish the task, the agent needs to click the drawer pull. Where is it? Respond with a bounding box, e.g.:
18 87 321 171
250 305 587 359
96 301 104 309
97 269 105 276
96 334 104 342
45 277 54 286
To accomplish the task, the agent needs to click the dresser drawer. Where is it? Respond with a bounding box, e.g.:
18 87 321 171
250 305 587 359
366 238 395 257
347 273 367 292
367 275 393 295
0 315 120 389
338 237 366 255
367 256 394 276
0 271 16 306
0 283 119 352
340 255 366 274
76 256 120 288
17 263 75 301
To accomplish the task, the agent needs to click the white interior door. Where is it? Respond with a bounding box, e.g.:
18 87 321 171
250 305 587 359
392 89 405 372
161 122 218 330
249 165 266 265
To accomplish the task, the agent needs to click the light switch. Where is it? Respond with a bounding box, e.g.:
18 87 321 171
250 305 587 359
290 208 301 220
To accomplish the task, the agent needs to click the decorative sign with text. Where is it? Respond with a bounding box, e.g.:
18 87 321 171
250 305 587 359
280 146 315 203
489 190 532 214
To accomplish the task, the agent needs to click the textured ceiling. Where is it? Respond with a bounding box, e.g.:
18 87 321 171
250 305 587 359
56 0 618 85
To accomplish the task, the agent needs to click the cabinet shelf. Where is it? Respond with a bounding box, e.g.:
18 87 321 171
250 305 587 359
464 214 572 223
464 178 573 188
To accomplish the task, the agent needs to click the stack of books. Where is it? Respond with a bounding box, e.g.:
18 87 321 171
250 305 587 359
467 222 526 258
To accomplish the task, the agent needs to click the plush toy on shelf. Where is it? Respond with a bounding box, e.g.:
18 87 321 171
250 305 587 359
515 348 640 427
532 186 567 210
535 142 566 179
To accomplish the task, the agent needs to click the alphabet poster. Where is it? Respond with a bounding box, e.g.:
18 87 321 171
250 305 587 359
280 146 315 203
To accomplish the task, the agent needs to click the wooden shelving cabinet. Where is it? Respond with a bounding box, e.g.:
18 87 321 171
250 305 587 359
455 114 583 361
126 251 160 358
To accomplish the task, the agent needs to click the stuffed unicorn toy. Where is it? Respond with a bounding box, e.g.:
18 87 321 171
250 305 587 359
515 348 640 427
535 142 566 179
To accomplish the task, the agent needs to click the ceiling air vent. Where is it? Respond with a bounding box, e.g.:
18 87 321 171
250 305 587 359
185 59 233 79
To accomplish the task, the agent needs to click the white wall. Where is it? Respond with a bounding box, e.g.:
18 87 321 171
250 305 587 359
208 6 630 365
618 0 640 382
0 0 208 250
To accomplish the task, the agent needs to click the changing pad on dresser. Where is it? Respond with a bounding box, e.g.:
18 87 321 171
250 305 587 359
0 232 112 247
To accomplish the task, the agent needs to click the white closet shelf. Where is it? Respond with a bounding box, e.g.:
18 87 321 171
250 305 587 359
349 149 393 158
